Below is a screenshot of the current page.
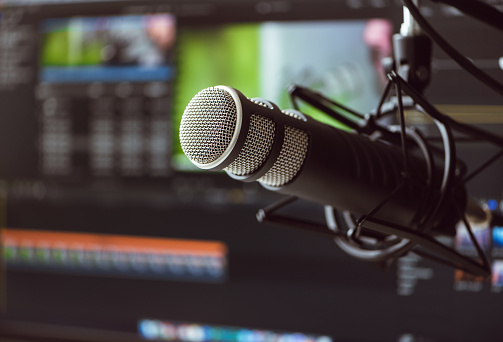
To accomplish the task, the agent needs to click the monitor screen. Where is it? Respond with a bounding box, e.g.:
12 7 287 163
0 1 502 341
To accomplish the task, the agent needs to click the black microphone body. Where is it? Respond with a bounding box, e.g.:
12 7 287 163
180 86 465 235
272 114 422 226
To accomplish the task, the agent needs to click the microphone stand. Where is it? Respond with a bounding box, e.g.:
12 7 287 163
256 0 501 278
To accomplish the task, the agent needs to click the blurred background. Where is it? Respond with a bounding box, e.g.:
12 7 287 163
0 0 502 341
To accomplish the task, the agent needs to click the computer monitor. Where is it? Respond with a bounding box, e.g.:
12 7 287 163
0 1 502 341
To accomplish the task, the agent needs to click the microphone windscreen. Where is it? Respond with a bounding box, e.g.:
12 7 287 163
180 86 309 187
179 87 239 168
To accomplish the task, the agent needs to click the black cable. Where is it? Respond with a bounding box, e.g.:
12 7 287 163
432 0 503 32
401 0 503 97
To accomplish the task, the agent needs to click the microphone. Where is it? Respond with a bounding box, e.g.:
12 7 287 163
179 85 465 234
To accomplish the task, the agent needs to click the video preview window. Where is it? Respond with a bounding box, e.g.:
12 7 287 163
40 14 176 83
172 19 393 171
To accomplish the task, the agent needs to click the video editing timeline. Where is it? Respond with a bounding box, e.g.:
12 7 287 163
138 319 333 342
2 229 227 282
38 13 175 178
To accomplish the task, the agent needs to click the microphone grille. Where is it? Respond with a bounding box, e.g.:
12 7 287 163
224 114 276 176
259 125 309 187
180 87 238 166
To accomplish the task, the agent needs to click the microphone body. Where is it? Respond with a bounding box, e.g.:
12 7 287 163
180 86 464 233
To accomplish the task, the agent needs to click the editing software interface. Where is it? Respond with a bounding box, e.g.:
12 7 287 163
0 0 502 341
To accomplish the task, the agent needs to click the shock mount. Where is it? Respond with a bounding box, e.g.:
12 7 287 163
256 0 503 278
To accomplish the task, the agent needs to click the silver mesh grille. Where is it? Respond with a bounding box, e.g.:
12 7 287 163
224 115 275 176
179 87 238 166
259 125 309 187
